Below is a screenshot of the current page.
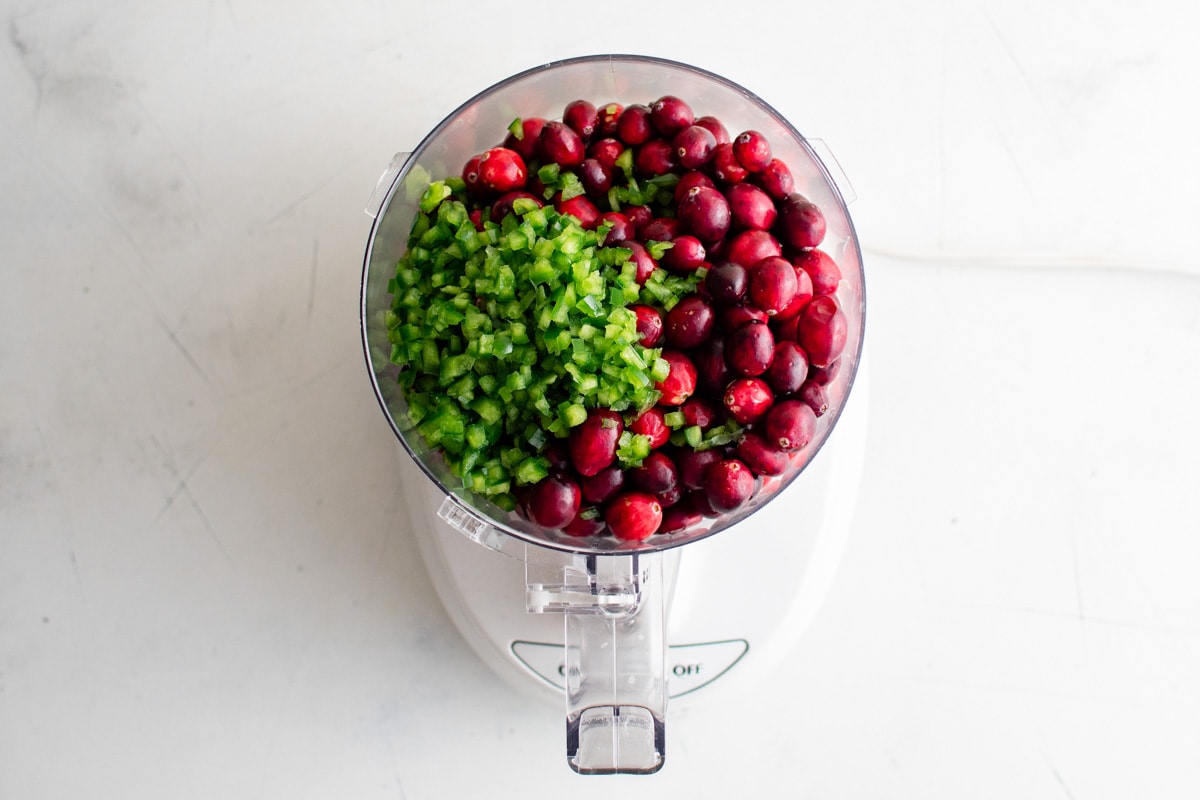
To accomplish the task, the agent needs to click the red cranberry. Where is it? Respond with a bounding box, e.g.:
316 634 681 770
640 217 682 243
774 264 815 321
736 432 790 477
563 99 598 140
661 235 706 272
705 260 749 306
703 458 755 512
491 191 542 222
616 104 654 145
692 337 732 395
628 407 671 449
683 488 719 518
677 185 731 244
502 117 546 161
657 484 683 508
725 229 782 268
711 142 748 183
630 303 664 347
723 377 774 424
757 158 794 200
764 340 810 395
764 399 817 452
556 194 600 229
650 95 694 137
660 502 703 534
732 130 772 172
624 204 653 230
793 248 842 295
605 492 663 541
675 446 723 490
615 240 658 283
665 296 716 349
675 170 715 205
598 211 635 245
568 408 623 477
655 350 698 405
673 125 717 169
808 358 842 386
719 303 769 332
726 321 775 376
525 474 582 529
596 102 623 137
537 120 585 168
628 451 679 495
776 193 827 250
635 138 677 177
543 440 571 472
799 380 830 417
694 115 731 145
725 183 778 231
588 137 625 169
578 158 614 198
563 509 606 538
748 256 799 317
476 147 527 193
580 464 625 505
795 295 848 368
681 396 720 429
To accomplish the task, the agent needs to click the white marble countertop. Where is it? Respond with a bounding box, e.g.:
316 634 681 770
3 1 1199 798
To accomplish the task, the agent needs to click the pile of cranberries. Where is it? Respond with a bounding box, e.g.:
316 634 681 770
452 95 851 544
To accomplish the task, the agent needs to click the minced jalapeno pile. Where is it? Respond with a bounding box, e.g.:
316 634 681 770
386 95 848 542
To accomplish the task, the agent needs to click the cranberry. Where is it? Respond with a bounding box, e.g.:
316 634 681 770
635 138 678 177
563 509 606 538
640 217 683 243
596 102 623 137
616 104 654 145
795 295 848 368
657 484 683 508
725 229 782 268
661 235 706 272
490 191 542 222
568 409 623 477
719 303 769 332
680 396 719 429
475 147 527 193
736 432 790 477
580 464 626 505
675 446 723 490
660 502 703 534
776 193 827 250
748 256 799 317
764 399 817 452
675 170 715 205
808 359 842 386
732 130 772 172
563 99 598 140
630 303 664 347
578 158 614 198
624 204 653 231
650 95 694 137
629 407 671 449
703 458 755 512
756 158 794 200
711 142 749 183
537 120 586 168
599 211 635 245
683 489 719 518
725 183 777 231
615 240 658 284
705 261 749 307
665 296 716 349
723 377 774 424
556 194 600 229
726 320 775 376
694 115 730 145
605 492 663 541
655 350 698 405
587 137 624 169
692 337 732 395
798 379 830 417
525 473 582 529
502 117 546 161
677 185 731 244
673 125 717 169
774 264 815 321
764 340 810 395
628 450 679 495
793 248 842 295
543 440 571 472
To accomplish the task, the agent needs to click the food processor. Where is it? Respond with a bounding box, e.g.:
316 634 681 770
360 55 866 774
